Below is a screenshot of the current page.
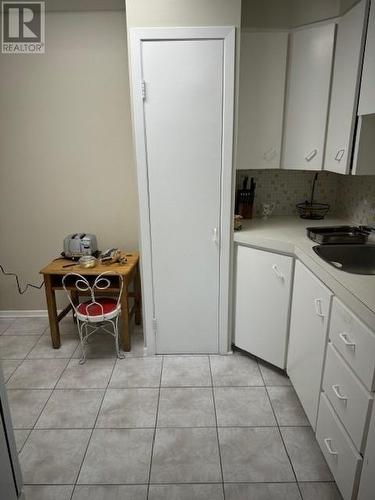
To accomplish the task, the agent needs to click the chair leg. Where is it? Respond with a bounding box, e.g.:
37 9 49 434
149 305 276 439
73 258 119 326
77 320 87 365
114 316 125 359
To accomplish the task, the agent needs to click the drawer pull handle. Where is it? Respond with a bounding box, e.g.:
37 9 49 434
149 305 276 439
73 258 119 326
324 438 338 456
339 332 356 349
272 264 284 280
332 384 348 402
305 149 318 161
335 149 345 161
263 147 277 161
314 299 325 318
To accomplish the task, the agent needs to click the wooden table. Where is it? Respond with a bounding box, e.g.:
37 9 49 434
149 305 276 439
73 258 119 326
40 252 141 352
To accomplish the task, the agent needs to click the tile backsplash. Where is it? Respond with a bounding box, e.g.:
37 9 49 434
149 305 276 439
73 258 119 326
236 169 375 224
337 175 375 225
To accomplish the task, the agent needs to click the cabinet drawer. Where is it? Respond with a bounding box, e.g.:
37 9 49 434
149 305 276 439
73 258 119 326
323 343 373 452
330 298 375 391
287 260 332 429
316 394 362 500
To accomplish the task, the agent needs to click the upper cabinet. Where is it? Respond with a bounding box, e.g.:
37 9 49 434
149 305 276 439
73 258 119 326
358 0 375 115
237 0 375 175
353 1 375 176
324 0 369 175
282 24 335 170
236 31 288 170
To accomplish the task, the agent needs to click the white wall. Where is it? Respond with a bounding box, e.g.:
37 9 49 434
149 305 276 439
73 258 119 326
125 0 241 27
241 0 341 29
241 0 293 29
291 0 340 26
0 11 138 310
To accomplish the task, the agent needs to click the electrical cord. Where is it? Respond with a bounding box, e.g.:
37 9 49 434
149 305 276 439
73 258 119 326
0 264 44 295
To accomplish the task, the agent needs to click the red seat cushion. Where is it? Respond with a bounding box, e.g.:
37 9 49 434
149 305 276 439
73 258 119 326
77 298 118 316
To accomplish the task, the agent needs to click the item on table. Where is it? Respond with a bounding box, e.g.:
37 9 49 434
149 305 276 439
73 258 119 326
78 255 97 269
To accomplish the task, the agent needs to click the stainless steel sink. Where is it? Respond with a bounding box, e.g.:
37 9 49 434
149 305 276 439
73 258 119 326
313 244 375 275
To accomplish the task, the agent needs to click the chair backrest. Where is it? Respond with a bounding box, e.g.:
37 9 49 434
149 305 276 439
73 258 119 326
62 271 123 318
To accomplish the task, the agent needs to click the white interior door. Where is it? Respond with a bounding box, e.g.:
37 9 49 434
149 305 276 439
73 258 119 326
141 38 224 353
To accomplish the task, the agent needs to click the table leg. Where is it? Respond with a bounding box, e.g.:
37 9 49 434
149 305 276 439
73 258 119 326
134 263 142 326
70 290 79 323
44 274 61 349
120 280 131 352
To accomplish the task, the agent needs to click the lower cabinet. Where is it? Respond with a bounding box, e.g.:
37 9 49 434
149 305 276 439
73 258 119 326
316 394 362 500
234 244 293 369
287 260 333 429
322 343 373 453
316 296 375 500
358 407 375 499
233 248 375 499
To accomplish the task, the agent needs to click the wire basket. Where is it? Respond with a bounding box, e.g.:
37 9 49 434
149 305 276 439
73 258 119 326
296 202 330 220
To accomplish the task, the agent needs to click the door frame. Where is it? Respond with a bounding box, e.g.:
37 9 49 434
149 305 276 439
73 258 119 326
129 27 235 355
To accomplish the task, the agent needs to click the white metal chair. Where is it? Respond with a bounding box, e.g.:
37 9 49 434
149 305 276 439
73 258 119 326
62 271 125 364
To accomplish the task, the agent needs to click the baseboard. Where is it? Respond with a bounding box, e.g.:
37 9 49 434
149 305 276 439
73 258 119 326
0 310 50 318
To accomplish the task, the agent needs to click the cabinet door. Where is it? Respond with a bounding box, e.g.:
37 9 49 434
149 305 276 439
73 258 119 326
234 245 293 369
324 0 369 174
237 31 288 169
358 407 375 500
287 260 332 429
358 0 375 115
282 23 335 170
316 394 362 500
352 114 375 175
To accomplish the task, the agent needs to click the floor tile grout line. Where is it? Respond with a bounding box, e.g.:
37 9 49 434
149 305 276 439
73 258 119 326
13 423 312 431
208 355 226 500
69 356 118 500
16 355 75 468
276 425 305 500
15 428 32 455
1 335 42 363
145 355 164 500
14 424 296 431
6 358 71 391
2 360 23 384
21 479 338 486
261 368 304 500
19 356 72 438
0 317 16 335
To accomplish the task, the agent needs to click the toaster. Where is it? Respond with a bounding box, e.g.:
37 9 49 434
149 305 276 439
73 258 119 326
63 233 98 259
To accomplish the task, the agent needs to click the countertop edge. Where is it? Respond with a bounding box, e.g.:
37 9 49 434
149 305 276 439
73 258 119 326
233 222 375 331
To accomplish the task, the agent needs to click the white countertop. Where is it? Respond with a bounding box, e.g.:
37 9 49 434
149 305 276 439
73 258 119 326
234 216 375 330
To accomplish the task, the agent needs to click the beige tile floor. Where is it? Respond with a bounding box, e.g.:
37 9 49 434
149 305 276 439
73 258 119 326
0 316 343 500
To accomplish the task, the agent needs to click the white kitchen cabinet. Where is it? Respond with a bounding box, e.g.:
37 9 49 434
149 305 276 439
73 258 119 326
358 406 375 500
282 23 335 170
236 31 288 170
324 0 369 174
358 0 375 115
287 260 333 429
352 114 375 175
323 343 373 452
316 394 363 500
234 245 293 369
330 297 375 392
